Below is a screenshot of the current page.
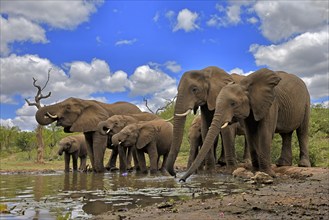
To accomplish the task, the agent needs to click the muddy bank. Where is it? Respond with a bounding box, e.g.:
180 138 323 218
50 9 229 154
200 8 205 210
93 166 329 220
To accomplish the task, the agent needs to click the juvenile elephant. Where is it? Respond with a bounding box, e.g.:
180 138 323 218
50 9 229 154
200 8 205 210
187 115 250 170
35 97 141 172
97 112 160 171
112 119 173 174
58 134 87 172
181 68 311 181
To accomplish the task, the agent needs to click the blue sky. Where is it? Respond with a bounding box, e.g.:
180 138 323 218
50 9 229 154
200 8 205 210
1 0 328 130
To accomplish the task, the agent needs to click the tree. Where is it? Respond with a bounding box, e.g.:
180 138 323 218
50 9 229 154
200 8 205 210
25 69 52 163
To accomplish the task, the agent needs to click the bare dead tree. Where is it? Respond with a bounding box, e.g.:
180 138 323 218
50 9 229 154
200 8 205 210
25 68 52 164
143 96 176 115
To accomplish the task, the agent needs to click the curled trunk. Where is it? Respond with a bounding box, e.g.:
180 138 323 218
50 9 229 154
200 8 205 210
98 121 109 135
35 106 57 125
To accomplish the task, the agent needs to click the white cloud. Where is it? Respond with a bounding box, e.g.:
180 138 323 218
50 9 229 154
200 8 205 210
164 61 182 73
1 55 178 130
0 0 103 55
253 0 328 42
0 0 103 29
228 68 253 76
173 9 199 32
0 16 48 56
115 38 137 46
128 65 176 97
250 29 328 77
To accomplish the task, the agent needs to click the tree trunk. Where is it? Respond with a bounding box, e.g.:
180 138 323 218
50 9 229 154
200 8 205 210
36 124 45 164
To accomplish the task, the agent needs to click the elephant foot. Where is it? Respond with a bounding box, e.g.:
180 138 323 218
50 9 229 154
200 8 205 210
298 158 311 167
276 157 292 167
259 167 276 178
217 159 226 166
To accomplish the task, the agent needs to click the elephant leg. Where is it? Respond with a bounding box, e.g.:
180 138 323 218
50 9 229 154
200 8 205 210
221 126 237 170
106 147 119 171
131 147 140 171
296 123 311 167
72 153 78 172
147 142 158 174
79 156 87 171
64 153 70 172
136 150 147 174
126 147 133 170
187 138 199 169
276 132 293 166
242 136 251 163
217 136 226 166
92 132 107 172
84 132 95 170
160 154 168 172
118 146 128 173
256 121 276 177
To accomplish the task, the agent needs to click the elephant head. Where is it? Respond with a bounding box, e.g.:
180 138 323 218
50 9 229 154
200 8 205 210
98 115 130 136
166 66 233 176
58 136 79 155
180 68 281 181
35 97 110 132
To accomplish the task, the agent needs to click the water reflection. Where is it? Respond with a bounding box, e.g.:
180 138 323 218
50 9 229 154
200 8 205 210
0 172 249 219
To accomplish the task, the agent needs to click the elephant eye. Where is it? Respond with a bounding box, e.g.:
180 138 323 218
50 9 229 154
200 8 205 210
230 101 236 107
191 87 199 94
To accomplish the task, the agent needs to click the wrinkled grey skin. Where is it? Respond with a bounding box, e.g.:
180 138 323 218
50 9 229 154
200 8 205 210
166 66 243 177
112 119 173 174
97 112 160 171
58 134 87 172
187 115 250 170
181 68 311 181
35 97 141 172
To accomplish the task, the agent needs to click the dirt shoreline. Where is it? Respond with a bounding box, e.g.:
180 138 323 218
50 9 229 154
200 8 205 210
93 166 329 220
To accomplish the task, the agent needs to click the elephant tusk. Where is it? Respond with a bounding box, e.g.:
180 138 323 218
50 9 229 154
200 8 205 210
221 122 229 129
46 112 58 119
118 141 122 145
164 116 174 122
106 128 111 134
175 109 192 117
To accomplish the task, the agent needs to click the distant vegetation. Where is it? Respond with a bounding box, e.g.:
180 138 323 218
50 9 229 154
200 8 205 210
1 104 328 170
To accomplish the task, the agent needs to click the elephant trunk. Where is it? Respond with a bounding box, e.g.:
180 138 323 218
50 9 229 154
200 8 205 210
58 146 64 156
180 114 223 182
165 96 188 176
35 106 58 125
98 121 110 135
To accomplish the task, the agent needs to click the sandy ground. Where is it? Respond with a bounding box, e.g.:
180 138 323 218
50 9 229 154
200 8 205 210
93 166 329 220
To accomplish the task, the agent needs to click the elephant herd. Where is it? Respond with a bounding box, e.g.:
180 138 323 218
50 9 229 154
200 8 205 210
35 66 311 181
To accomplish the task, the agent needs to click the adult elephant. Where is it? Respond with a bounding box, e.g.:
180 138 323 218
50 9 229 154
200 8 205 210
35 97 141 172
97 112 159 171
166 66 236 176
58 134 87 172
180 68 311 181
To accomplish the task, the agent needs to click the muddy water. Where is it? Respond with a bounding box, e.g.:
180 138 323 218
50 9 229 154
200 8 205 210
0 171 250 219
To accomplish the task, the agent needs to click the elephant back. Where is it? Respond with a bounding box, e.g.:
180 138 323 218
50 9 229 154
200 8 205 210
103 102 141 116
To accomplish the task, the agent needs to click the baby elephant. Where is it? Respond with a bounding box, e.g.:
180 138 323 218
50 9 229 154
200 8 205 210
112 119 173 174
58 134 88 172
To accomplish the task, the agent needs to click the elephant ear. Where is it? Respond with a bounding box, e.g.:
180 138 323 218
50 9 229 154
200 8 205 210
240 68 281 121
203 66 234 111
68 137 79 154
136 124 156 149
70 101 110 132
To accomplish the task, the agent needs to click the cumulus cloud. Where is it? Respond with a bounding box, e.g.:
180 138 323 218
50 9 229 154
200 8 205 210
173 9 199 32
128 65 176 96
0 0 103 55
253 0 328 42
1 55 178 130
